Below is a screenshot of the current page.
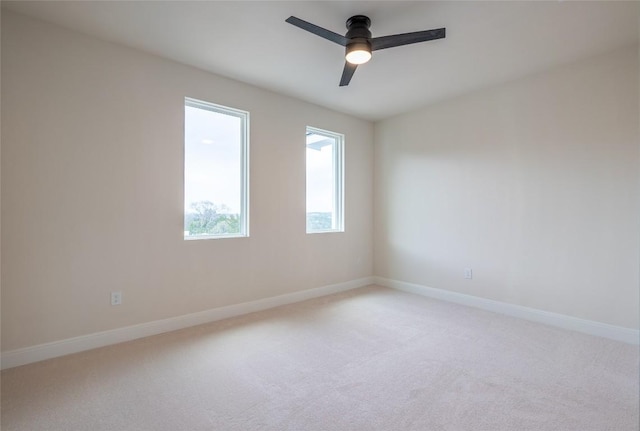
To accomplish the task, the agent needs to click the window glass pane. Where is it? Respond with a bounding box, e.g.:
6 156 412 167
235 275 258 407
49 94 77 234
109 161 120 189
306 127 344 233
184 98 248 239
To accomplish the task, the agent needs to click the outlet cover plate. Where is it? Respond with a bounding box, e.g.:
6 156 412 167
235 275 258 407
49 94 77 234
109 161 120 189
111 291 122 306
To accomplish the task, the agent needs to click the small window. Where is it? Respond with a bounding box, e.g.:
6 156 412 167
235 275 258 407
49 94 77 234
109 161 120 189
306 127 344 233
184 98 249 239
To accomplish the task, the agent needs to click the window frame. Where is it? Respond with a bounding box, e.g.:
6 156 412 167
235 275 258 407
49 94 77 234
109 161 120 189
305 126 345 234
183 97 250 240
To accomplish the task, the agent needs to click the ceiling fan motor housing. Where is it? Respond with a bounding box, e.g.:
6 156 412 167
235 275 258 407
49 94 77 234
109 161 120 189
345 15 372 53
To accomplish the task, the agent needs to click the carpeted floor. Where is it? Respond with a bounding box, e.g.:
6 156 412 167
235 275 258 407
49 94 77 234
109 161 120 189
2 285 638 430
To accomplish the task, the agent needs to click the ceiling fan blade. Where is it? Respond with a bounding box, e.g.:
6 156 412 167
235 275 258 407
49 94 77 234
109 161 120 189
371 28 446 51
286 16 348 46
339 62 358 87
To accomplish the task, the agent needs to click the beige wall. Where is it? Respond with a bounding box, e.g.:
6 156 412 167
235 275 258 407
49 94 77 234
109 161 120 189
1 12 374 351
374 45 639 329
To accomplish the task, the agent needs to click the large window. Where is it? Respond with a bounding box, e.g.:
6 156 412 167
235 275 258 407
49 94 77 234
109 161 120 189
306 127 344 233
184 98 249 239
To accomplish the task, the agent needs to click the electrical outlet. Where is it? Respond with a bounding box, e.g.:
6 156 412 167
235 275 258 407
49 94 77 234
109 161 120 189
111 291 122 306
464 268 473 279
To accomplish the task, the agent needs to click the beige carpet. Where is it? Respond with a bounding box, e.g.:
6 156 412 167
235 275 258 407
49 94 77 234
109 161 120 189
2 285 638 430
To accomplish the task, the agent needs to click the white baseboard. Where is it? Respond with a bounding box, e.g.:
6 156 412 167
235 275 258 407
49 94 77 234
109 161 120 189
1 277 375 370
375 277 639 345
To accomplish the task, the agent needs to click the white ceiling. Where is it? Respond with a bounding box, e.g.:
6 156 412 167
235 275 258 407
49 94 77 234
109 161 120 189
3 1 638 121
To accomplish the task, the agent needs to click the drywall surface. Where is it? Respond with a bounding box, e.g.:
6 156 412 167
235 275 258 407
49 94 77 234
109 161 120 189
1 11 373 351
374 45 639 329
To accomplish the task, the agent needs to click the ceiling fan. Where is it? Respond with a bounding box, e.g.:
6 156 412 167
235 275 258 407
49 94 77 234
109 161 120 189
285 15 446 86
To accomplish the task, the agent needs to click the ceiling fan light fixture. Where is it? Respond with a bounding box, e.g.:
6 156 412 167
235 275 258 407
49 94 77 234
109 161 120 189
345 42 371 65
285 15 446 86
